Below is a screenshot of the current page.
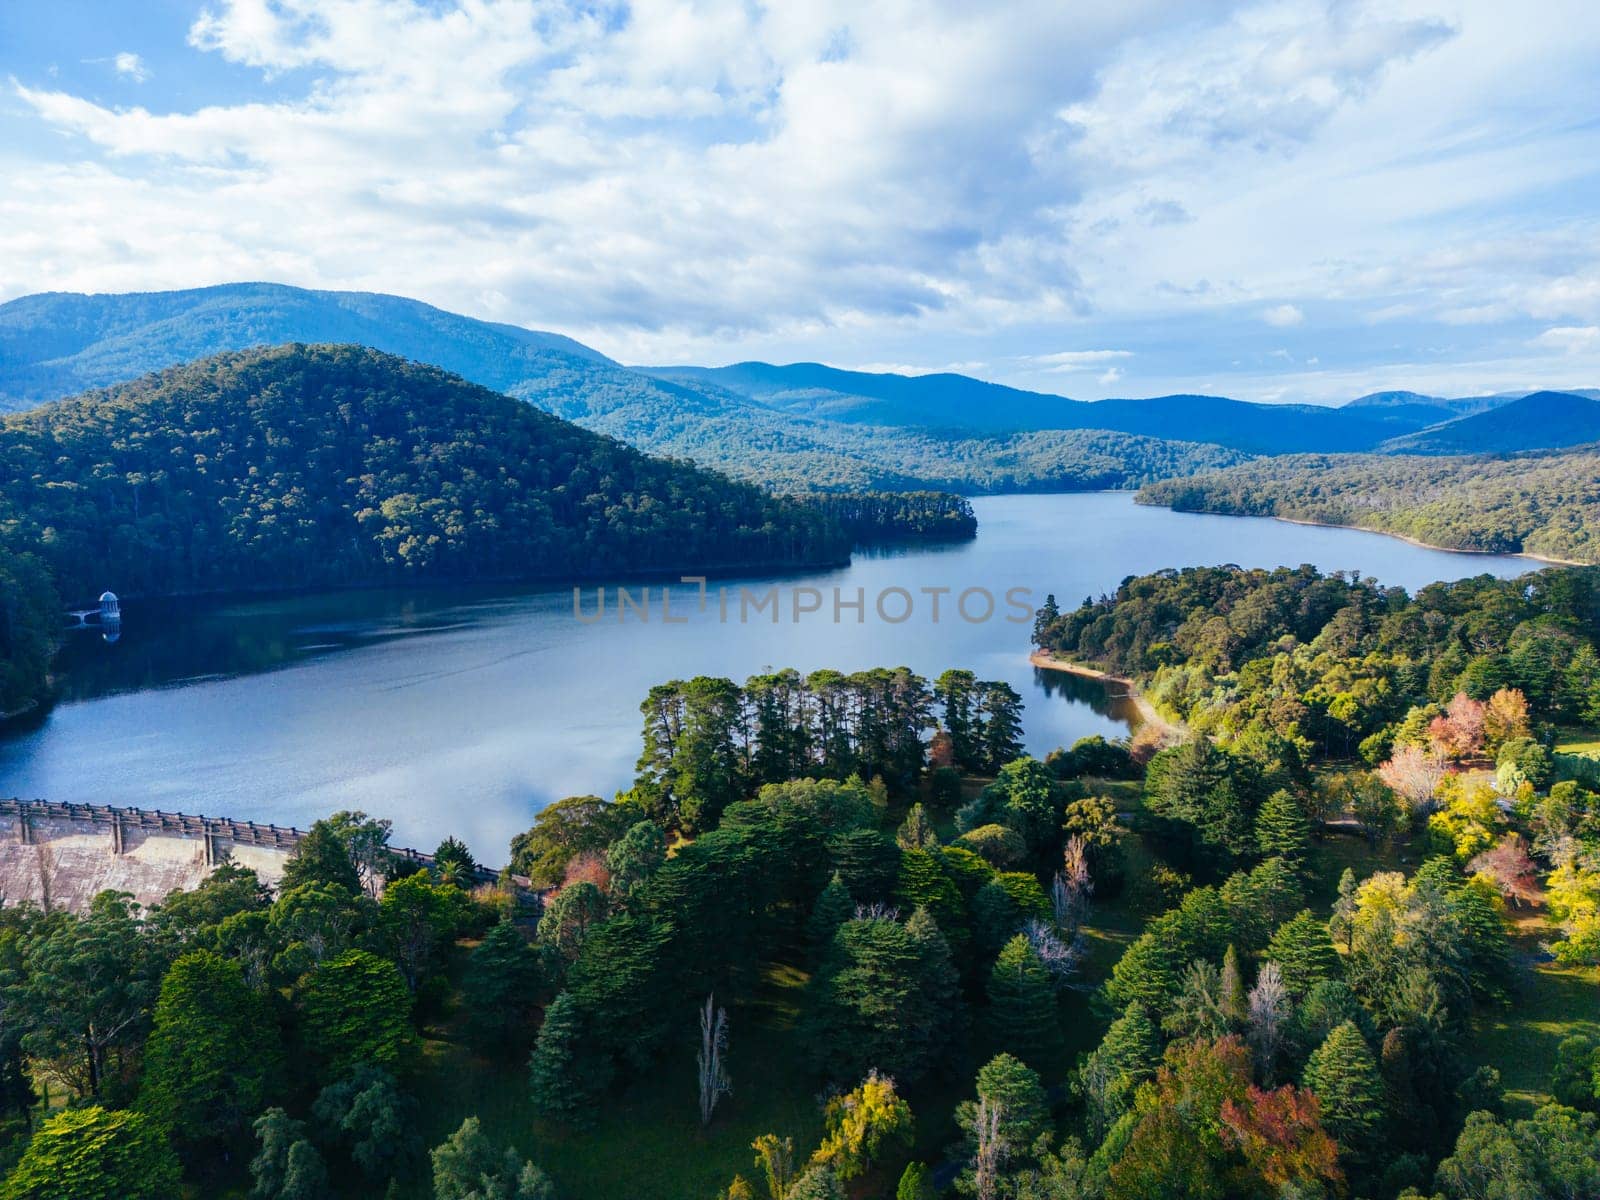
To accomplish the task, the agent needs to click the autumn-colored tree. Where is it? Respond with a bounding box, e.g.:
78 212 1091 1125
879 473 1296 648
1467 834 1541 908
810 1071 914 1181
1429 693 1486 760
1218 1083 1343 1193
1376 746 1447 815
1483 687 1532 752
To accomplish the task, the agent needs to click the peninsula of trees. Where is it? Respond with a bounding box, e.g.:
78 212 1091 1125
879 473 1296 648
1137 445 1600 564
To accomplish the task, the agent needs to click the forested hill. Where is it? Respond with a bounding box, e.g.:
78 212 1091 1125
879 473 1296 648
1137 445 1600 564
0 344 853 601
0 284 1253 493
0 282 611 410
1378 390 1600 455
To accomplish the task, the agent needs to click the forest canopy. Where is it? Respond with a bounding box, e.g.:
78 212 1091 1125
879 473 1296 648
1138 446 1600 564
0 344 857 602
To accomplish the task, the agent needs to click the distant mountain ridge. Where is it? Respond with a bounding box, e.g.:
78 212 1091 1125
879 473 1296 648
1378 390 1600 455
1 283 1591 486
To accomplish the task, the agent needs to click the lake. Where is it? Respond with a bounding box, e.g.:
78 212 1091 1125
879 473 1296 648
0 494 1541 860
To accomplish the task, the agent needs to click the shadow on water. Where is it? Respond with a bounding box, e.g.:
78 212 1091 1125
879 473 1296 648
1032 666 1141 728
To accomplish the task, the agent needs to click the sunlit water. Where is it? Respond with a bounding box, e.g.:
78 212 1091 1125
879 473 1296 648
0 494 1540 859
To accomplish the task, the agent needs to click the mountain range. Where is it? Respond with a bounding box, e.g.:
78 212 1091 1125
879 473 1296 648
1 283 1593 490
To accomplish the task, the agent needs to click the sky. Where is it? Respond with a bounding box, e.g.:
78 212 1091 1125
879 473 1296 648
1 0 1598 404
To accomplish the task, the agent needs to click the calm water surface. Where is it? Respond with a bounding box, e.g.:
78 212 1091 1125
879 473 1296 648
0 494 1540 858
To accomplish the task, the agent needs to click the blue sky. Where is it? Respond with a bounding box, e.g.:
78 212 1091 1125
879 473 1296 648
2 0 1598 403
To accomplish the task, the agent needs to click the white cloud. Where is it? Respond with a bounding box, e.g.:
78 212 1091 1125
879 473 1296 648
1098 366 1125 386
113 52 150 82
1030 349 1134 372
1535 325 1600 354
2 0 1599 388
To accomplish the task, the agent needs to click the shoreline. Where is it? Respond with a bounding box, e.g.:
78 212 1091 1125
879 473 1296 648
1028 649 1181 739
1138 497 1589 568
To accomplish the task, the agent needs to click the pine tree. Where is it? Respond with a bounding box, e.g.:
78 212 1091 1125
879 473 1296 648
3 1106 182 1200
1302 1021 1385 1162
1330 868 1359 952
1255 789 1312 866
897 1161 937 1200
1266 910 1342 1000
529 991 605 1125
280 820 362 895
905 907 964 1061
462 923 546 1054
987 934 1062 1069
894 851 966 942
1078 1002 1161 1137
299 949 413 1083
807 874 855 957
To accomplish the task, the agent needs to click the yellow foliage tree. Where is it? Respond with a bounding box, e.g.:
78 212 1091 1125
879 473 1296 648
810 1070 914 1182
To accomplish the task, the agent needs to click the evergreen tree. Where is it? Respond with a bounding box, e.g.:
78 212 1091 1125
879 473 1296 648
1255 789 1312 866
278 1140 333 1200
250 1108 307 1200
462 923 545 1054
1302 1021 1386 1163
431 836 478 888
1 1106 181 1200
977 682 1026 772
299 949 413 1082
987 934 1062 1069
893 851 965 942
827 829 902 905
1330 867 1359 952
1079 1001 1163 1135
960 1053 1050 1160
1266 909 1342 1000
1220 944 1248 1024
895 803 940 851
529 990 605 1125
605 820 668 899
804 915 949 1085
905 907 964 1063
138 950 282 1152
280 820 362 895
934 669 980 770
806 874 855 957
896 1161 936 1200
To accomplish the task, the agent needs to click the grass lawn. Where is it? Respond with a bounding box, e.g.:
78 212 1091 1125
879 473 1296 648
412 961 826 1200
1470 907 1600 1118
1556 728 1600 756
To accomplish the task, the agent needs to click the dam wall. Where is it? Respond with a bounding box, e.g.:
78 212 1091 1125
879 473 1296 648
0 799 499 913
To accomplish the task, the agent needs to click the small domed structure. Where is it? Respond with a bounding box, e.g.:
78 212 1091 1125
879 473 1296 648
99 591 120 621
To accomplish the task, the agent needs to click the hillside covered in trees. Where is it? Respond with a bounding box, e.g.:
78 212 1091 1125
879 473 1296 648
8 562 1600 1196
1138 446 1600 564
0 344 859 602
0 548 58 721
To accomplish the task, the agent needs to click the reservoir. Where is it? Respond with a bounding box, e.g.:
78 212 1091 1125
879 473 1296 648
0 493 1539 858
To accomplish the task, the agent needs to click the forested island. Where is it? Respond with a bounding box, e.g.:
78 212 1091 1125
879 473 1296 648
1138 446 1600 564
5 559 1600 1197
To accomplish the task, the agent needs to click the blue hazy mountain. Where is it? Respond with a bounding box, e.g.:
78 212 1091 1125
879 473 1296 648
0 282 612 409
1379 390 1600 455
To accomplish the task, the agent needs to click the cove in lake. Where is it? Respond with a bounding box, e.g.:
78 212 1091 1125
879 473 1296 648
0 493 1540 859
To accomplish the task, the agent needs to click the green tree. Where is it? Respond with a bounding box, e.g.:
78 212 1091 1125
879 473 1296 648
905 907 964 1065
462 924 545 1054
987 934 1062 1069
281 820 362 895
432 836 478 888
1079 1002 1162 1138
1255 789 1312 867
957 1053 1050 1165
1550 1035 1599 1112
509 795 640 887
537 881 609 963
805 915 950 1085
299 949 413 1081
529 990 605 1124
977 683 1026 772
312 1065 420 1186
605 820 668 899
377 871 467 992
896 1161 936 1200
895 803 940 852
935 669 981 770
1302 1021 1385 1163
894 851 965 940
0 1106 181 1200
431 1116 556 1200
138 950 281 1150
806 874 855 957
1265 910 1342 1000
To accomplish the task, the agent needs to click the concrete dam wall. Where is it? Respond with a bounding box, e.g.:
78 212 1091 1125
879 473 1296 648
0 799 498 913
